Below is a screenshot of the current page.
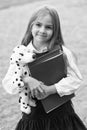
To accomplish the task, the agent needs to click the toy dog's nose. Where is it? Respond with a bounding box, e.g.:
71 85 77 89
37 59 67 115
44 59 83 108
32 54 36 59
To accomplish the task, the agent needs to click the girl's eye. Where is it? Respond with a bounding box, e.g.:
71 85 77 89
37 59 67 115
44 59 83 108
35 23 41 27
45 26 53 30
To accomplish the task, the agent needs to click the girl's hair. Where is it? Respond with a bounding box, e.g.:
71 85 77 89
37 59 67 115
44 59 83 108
21 6 64 50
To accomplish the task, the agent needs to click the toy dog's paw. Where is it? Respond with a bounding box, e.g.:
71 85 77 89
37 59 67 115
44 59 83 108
28 98 36 107
20 103 31 114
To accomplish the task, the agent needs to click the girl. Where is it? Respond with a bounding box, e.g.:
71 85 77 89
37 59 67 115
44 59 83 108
5 6 87 130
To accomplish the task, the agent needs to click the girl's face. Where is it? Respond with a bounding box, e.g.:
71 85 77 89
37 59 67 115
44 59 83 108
31 14 53 44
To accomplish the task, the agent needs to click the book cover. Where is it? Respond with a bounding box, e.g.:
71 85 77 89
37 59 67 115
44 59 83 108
28 48 74 113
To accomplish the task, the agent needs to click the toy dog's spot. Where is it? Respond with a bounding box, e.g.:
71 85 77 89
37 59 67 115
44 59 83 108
20 79 23 81
18 58 21 61
19 97 22 103
19 53 24 56
16 61 18 63
24 72 27 75
17 64 20 66
25 93 28 96
25 87 28 90
16 78 18 81
18 83 21 86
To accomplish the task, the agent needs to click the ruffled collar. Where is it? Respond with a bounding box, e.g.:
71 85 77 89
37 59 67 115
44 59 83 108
28 41 48 54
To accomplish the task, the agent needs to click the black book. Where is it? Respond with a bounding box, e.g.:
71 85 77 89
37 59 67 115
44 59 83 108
28 47 74 113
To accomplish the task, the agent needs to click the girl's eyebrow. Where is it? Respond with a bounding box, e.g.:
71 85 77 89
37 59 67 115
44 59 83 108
46 24 53 26
35 21 53 26
34 21 41 25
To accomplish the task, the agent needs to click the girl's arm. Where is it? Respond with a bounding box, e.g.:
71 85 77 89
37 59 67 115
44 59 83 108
54 46 82 97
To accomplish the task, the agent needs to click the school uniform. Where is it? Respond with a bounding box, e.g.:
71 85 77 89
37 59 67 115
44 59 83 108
14 42 87 130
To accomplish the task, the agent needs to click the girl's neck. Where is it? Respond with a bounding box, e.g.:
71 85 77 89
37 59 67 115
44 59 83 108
32 40 49 52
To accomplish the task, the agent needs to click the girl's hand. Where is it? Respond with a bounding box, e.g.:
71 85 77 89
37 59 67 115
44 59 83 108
35 84 57 100
23 76 45 97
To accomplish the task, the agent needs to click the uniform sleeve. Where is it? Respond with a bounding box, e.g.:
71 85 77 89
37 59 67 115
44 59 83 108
55 46 83 97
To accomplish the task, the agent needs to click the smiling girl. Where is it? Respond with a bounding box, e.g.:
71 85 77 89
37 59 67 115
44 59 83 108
3 6 87 130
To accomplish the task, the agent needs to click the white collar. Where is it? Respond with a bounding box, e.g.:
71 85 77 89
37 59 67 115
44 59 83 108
28 41 48 53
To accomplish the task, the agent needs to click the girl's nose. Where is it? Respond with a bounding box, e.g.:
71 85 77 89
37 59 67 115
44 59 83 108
39 26 45 33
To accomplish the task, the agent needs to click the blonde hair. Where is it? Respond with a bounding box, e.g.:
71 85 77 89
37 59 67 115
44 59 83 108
21 6 64 50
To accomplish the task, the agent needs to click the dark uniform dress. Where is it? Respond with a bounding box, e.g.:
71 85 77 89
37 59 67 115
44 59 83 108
15 50 87 130
15 100 87 130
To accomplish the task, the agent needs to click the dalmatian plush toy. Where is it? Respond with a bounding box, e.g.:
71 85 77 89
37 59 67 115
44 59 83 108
2 44 36 114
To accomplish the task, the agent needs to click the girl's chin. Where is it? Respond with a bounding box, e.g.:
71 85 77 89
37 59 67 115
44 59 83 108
36 38 47 42
36 35 47 39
